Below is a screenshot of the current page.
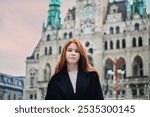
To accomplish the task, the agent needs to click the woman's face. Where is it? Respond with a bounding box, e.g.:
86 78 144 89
66 43 80 64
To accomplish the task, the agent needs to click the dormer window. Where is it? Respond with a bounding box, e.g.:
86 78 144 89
135 23 139 31
47 34 50 41
110 5 118 14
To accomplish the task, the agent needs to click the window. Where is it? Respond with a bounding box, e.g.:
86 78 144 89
89 48 93 54
35 94 37 99
49 47 52 55
116 26 120 34
69 32 73 38
138 37 143 47
110 41 113 49
133 56 143 77
116 40 120 49
30 94 33 99
104 41 108 50
47 34 50 41
36 53 39 59
30 77 34 87
110 27 114 34
59 46 61 54
85 41 90 47
135 23 139 31
132 38 136 47
44 63 51 81
45 47 48 55
64 33 67 39
122 39 126 48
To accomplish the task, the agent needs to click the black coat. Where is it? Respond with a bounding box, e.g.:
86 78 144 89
45 68 104 100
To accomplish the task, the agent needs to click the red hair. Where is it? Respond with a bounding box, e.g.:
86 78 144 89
54 38 97 75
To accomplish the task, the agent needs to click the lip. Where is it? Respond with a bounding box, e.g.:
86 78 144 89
69 57 76 59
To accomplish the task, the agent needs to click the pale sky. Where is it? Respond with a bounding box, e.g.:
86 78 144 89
0 0 75 76
0 0 149 76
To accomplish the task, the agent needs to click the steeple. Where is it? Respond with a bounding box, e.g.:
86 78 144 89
127 0 131 20
47 0 61 30
130 0 147 18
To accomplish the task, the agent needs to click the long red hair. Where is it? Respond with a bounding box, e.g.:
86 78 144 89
54 38 97 75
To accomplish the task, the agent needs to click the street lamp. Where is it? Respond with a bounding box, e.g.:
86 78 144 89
108 58 124 100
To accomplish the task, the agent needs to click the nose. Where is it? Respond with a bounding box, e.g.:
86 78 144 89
71 51 76 56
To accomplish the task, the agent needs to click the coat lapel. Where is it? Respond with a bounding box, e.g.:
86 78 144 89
76 69 90 97
56 70 74 97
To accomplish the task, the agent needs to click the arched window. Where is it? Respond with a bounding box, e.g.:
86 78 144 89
14 94 16 100
110 40 113 49
133 56 143 76
122 39 126 48
138 37 143 47
69 32 73 38
89 48 93 54
132 38 136 47
47 34 50 41
45 47 48 55
85 41 90 47
116 40 120 49
44 63 51 81
135 23 139 31
30 94 33 99
30 77 34 88
110 27 114 34
29 68 37 89
104 41 108 50
49 47 52 55
64 33 67 39
104 58 114 81
59 46 61 54
116 26 120 34
36 53 39 59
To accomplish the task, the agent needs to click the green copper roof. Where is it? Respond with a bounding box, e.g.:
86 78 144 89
127 1 131 11
127 0 147 18
49 0 60 5
47 0 61 30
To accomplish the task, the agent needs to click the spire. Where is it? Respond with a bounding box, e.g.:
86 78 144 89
47 0 61 30
127 0 131 20
127 0 131 11
130 0 147 18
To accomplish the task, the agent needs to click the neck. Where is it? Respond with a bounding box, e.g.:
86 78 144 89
67 63 78 72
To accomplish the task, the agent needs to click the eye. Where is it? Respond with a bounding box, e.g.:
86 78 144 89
75 50 79 53
67 49 72 52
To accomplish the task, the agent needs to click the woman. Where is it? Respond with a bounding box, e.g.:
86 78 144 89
45 38 104 100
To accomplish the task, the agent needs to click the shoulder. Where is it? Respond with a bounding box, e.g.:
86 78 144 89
87 71 100 81
88 71 99 77
50 73 62 82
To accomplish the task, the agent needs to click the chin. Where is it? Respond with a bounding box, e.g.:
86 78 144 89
68 61 78 64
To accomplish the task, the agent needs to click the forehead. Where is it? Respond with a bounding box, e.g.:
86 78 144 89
67 43 78 49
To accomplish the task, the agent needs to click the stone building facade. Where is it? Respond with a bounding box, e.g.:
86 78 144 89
24 0 150 100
